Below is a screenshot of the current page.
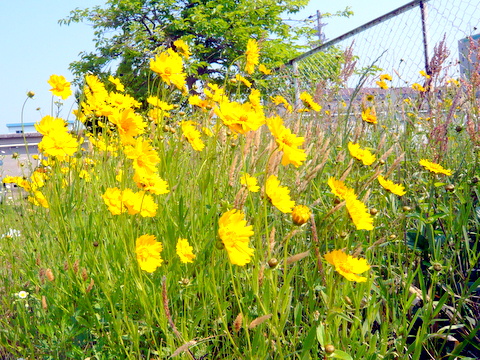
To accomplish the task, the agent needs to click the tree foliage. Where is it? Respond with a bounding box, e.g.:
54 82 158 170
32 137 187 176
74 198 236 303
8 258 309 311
60 0 313 93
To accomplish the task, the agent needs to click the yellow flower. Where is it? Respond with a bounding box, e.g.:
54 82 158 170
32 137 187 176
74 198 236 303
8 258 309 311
361 106 377 124
35 116 67 136
419 70 431 79
133 172 169 195
215 100 265 134
258 64 271 75
28 191 49 209
135 234 163 272
102 187 125 215
265 175 295 213
108 75 125 92
348 142 376 166
345 193 374 231
189 95 211 110
121 189 158 217
266 116 306 167
48 74 72 99
245 39 259 74
291 205 311 226
299 92 321 111
379 74 392 81
376 80 388 90
233 74 252 88
150 49 186 90
173 39 191 59
38 130 79 159
271 95 293 113
108 108 146 145
419 159 452 176
204 83 225 103
176 238 196 263
328 177 356 200
181 121 205 151
218 209 254 266
240 173 260 192
324 249 370 282
124 138 160 177
412 83 426 92
377 176 406 196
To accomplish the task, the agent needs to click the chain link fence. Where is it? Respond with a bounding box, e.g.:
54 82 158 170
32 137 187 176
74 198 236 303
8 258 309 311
273 0 480 109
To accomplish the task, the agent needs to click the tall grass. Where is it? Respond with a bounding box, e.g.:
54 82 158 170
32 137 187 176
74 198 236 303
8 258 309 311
0 40 479 360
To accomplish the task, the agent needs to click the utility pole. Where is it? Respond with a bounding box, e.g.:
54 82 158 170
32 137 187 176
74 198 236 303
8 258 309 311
316 10 327 44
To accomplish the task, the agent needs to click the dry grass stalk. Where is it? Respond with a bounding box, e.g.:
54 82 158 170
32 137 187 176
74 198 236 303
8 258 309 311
228 154 239 187
340 158 354 182
170 340 198 358
286 250 310 265
86 278 95 293
268 227 276 254
233 312 243 333
258 264 265 288
309 214 325 286
248 314 272 329
233 188 248 210
298 147 331 193
384 152 405 178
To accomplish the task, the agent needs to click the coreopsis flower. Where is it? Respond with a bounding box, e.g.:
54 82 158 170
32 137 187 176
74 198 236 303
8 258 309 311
266 116 306 167
344 193 374 230
133 172 169 195
376 80 388 90
361 106 377 124
28 191 49 208
412 83 426 92
124 138 160 177
35 115 67 136
121 189 158 217
265 175 295 213
108 92 141 109
377 176 406 196
48 74 72 99
176 238 196 263
348 142 376 166
291 205 311 226
173 39 191 59
147 96 175 111
271 95 293 113
258 64 271 75
188 95 211 110
324 249 371 282
85 74 108 96
218 209 254 266
245 39 259 74
108 108 146 145
379 74 392 81
181 121 205 151
135 234 163 272
204 83 225 103
249 89 262 110
233 74 252 88
108 75 125 92
38 130 79 159
240 173 260 192
419 159 452 176
299 92 321 112
215 100 265 134
150 49 186 90
419 70 431 79
102 187 124 215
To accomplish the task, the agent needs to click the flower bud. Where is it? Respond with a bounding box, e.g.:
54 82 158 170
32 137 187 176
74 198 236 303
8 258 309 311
27 91 35 98
291 205 311 226
369 208 378 216
402 206 412 212
267 258 279 268
325 344 335 354
445 184 455 192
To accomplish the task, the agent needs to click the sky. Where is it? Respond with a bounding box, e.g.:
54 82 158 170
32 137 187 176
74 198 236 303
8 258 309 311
0 0 409 134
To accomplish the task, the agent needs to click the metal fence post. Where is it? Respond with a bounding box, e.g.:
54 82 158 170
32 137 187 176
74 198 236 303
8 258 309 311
420 0 430 75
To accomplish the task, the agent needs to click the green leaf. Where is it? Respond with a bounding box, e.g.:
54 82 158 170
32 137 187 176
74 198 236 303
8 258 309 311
406 231 429 252
329 349 354 360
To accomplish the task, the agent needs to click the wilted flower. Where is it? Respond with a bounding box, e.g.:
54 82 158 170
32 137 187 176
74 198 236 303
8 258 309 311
135 234 163 272
176 238 196 263
324 249 371 282
218 209 254 266
419 159 452 176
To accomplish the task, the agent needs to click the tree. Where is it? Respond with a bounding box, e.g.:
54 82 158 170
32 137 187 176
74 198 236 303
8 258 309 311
60 0 313 95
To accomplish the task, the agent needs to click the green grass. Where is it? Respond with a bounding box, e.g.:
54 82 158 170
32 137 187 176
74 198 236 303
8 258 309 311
0 50 479 360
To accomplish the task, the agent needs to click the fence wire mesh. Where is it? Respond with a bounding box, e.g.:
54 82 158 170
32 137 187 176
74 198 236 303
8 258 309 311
273 0 480 108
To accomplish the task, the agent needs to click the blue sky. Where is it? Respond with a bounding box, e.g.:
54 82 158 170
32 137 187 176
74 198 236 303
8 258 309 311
0 0 408 134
